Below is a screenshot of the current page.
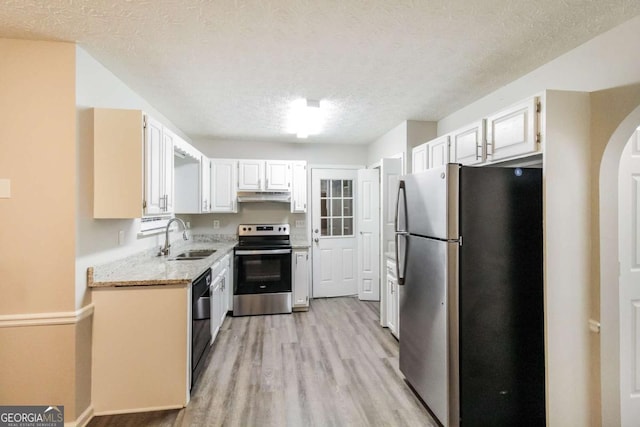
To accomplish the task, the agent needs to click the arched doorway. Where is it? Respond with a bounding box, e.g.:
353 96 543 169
600 104 640 426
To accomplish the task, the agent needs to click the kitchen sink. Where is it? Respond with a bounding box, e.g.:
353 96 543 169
169 249 217 261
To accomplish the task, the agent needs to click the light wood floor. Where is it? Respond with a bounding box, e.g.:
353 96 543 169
89 297 437 427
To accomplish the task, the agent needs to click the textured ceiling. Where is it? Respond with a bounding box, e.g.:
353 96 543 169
1 1 639 144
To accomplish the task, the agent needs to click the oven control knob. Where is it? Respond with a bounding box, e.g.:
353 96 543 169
242 227 246 231
248 227 252 231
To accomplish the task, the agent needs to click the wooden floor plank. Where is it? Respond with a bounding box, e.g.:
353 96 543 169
88 296 436 427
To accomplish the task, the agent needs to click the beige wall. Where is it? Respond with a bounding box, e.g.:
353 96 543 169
590 84 640 427
0 38 86 423
0 39 76 314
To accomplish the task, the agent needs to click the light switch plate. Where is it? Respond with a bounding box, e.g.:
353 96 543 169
295 220 305 228
0 179 11 198
118 230 125 246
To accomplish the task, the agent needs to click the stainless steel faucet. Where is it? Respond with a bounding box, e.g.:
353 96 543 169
159 217 189 256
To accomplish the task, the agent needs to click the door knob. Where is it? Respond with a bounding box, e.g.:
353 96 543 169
314 238 319 243
314 229 319 234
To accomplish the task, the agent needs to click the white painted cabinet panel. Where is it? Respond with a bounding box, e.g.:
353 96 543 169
291 161 307 213
211 159 238 213
451 120 485 166
293 250 310 310
210 274 222 343
144 116 165 215
412 144 428 173
238 160 264 190
428 135 450 169
265 160 291 191
162 130 175 213
486 97 539 162
385 259 399 338
201 156 211 213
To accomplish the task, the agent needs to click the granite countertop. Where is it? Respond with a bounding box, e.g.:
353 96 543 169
88 241 236 288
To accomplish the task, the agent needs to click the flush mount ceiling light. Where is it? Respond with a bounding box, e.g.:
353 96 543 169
287 99 324 139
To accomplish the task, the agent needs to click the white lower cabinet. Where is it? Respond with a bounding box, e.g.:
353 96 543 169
386 259 399 338
293 249 310 311
210 272 222 343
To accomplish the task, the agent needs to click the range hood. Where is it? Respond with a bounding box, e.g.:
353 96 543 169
237 191 291 203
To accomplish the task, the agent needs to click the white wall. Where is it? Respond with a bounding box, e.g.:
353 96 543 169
438 15 640 135
366 120 436 170
75 47 193 308
193 138 367 165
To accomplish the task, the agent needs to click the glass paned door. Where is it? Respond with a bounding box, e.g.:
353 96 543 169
320 179 354 237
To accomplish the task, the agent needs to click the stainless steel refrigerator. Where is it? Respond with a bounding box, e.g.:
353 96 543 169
395 164 545 427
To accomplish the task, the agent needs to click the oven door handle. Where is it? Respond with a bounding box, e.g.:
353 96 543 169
235 249 292 256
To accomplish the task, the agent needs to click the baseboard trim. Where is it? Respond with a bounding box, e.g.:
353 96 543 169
65 405 94 427
93 404 185 417
0 304 94 328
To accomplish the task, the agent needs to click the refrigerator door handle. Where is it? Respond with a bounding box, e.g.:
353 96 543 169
395 231 408 285
395 180 407 233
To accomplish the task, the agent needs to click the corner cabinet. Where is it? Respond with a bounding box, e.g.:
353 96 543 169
93 108 174 218
293 249 310 311
291 161 307 213
210 159 238 213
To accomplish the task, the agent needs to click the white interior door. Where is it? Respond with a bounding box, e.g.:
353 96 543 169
620 127 640 426
311 168 358 298
357 169 380 301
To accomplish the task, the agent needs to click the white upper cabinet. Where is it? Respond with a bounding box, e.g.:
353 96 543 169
238 160 291 191
237 160 264 190
143 116 165 215
412 144 428 173
450 120 485 166
144 116 173 216
291 161 307 213
428 135 450 169
201 155 211 213
485 97 539 162
265 160 291 191
211 159 238 213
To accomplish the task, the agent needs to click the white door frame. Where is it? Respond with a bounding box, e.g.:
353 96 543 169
600 104 640 427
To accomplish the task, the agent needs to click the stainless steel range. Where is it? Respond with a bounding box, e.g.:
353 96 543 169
233 224 292 316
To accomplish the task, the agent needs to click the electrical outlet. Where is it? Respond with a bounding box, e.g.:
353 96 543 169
213 220 220 229
118 230 125 246
186 221 191 229
295 220 305 228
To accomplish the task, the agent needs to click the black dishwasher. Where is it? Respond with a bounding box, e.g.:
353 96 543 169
191 268 212 390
